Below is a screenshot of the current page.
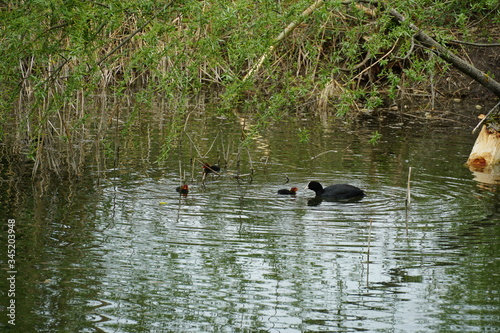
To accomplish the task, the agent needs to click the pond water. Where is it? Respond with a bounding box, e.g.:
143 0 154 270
1 105 500 332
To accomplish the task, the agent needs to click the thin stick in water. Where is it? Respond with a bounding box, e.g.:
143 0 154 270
184 131 203 159
179 160 183 186
367 219 373 286
247 149 254 175
190 157 195 182
405 167 412 208
204 131 220 157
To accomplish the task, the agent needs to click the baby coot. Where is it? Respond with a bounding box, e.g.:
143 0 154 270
176 184 189 195
203 163 220 174
305 181 365 201
277 187 298 195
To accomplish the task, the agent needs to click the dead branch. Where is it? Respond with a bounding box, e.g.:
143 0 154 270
388 8 500 98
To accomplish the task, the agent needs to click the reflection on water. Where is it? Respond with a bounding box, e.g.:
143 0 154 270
469 163 500 187
1 113 500 332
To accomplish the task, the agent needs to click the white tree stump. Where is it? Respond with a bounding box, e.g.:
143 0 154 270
467 125 500 170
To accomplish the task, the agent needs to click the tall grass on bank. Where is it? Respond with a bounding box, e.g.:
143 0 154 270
0 0 498 177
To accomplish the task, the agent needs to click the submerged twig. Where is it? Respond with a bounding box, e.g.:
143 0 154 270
367 219 372 256
310 150 337 160
233 173 253 183
221 136 232 170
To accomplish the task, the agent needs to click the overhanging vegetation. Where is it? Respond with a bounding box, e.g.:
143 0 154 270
1 0 499 176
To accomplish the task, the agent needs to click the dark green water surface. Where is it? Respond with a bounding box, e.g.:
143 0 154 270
1 109 499 332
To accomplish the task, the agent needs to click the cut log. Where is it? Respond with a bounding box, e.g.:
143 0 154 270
467 125 500 171
468 102 500 169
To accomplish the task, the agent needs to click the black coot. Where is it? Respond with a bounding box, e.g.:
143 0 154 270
277 187 298 195
305 181 364 201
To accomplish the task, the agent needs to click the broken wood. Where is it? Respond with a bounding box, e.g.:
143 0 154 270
467 124 500 170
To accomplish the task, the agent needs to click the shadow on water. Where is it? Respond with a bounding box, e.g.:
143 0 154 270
307 195 365 206
1 108 500 332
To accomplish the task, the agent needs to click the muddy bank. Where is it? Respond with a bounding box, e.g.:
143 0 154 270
443 24 500 99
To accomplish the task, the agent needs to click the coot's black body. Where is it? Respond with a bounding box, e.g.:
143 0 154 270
306 181 365 202
203 164 220 174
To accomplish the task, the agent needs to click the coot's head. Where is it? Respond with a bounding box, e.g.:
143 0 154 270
305 181 324 195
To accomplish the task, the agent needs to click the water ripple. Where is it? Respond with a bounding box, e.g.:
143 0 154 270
88 160 500 332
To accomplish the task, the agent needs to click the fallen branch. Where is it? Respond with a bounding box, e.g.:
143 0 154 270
388 8 500 98
448 40 500 48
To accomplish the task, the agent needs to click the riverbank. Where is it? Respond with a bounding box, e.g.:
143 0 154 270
1 1 499 178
